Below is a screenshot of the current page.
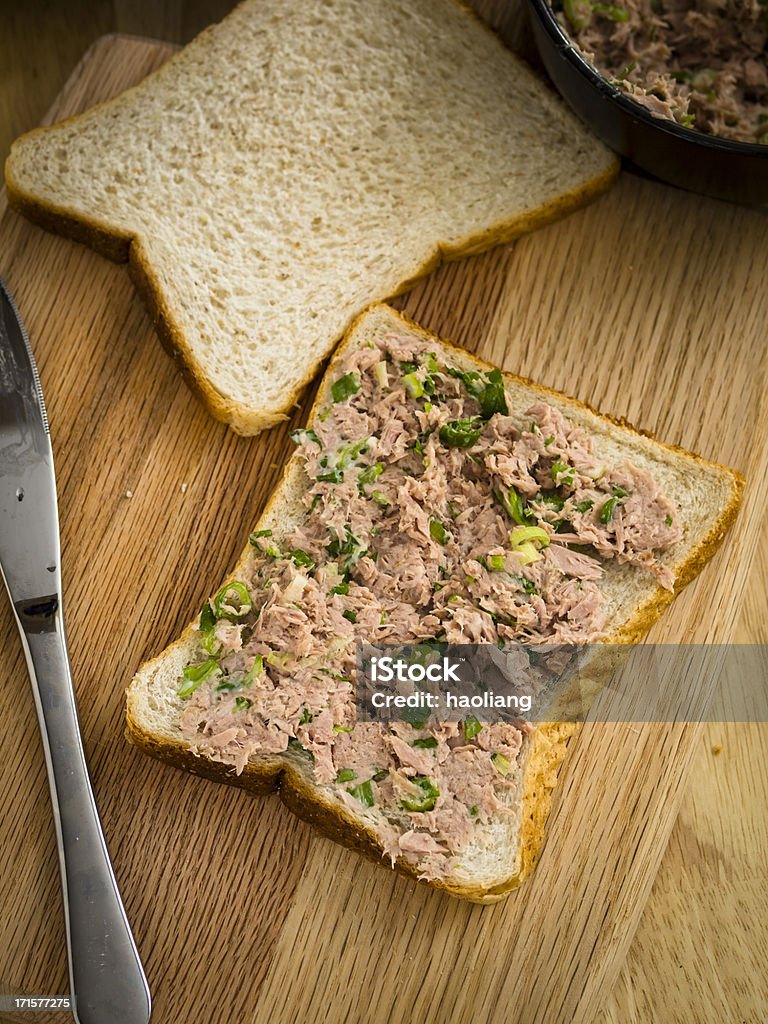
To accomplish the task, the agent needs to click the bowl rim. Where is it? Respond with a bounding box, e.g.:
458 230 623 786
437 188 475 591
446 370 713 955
526 0 768 159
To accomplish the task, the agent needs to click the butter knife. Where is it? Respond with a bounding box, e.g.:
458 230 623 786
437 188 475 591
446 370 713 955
0 279 151 1024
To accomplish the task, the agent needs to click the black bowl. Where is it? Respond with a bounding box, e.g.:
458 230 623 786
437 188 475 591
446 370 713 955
526 0 768 204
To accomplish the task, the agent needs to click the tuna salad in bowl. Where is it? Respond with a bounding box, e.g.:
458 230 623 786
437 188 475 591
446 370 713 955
526 0 768 201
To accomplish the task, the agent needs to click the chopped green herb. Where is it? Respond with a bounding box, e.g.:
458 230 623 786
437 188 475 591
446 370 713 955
551 460 576 488
299 707 313 724
327 528 367 574
399 360 418 375
234 697 252 712
544 435 555 446
611 485 629 498
412 736 438 749
487 554 506 571
600 496 620 524
371 491 390 508
331 372 360 403
665 514 674 527
478 368 508 419
494 487 532 526
429 518 449 545
336 768 357 783
575 499 594 514
291 549 315 569
439 417 483 449
200 601 216 633
347 780 375 808
463 716 483 741
243 655 263 685
469 805 480 817
399 775 440 813
290 428 321 447
331 581 350 596
333 725 354 733
249 528 273 544
517 576 537 595
358 463 384 492
491 752 511 776
343 609 357 623
178 658 220 697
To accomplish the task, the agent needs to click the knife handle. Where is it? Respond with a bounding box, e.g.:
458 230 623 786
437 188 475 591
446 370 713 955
14 598 151 1024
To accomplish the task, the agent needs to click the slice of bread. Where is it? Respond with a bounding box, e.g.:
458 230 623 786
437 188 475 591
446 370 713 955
4 0 617 435
126 304 742 902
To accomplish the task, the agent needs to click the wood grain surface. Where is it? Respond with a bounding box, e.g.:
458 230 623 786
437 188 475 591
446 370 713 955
0 21 765 1024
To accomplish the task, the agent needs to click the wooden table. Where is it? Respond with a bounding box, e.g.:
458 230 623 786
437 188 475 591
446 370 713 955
0 4 765 1023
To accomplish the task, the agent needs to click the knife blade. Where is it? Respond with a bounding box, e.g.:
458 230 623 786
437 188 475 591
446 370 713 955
0 279 151 1024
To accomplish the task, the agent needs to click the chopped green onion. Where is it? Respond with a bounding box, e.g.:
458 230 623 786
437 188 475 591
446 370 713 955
333 725 354 733
551 460 576 488
399 775 440 813
665 514 674 527
234 696 252 712
487 554 506 571
469 805 480 817
343 609 357 623
439 418 483 449
243 655 264 685
267 650 291 669
463 716 483 741
494 487 531 526
213 581 252 621
544 435 555 446
371 491 390 508
265 544 282 558
412 736 438 749
563 0 593 31
291 549 315 569
600 496 620 524
331 581 350 596
249 528 273 544
611 485 629 498
200 601 216 633
299 707 313 724
331 372 360 403
514 542 540 566
574 499 594 513
491 752 511 776
178 658 220 697
289 428 321 447
358 463 384 492
317 466 344 484
403 372 424 399
509 526 550 549
348 780 375 808
336 768 357 783
429 518 449 545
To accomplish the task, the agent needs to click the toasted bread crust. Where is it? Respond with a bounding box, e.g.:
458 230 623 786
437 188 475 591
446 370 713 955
125 304 743 901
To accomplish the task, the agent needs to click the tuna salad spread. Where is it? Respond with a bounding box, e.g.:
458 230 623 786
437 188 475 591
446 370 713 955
177 334 681 880
557 0 768 143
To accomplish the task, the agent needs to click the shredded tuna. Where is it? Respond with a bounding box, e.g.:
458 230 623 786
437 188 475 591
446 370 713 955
177 332 685 880
556 0 768 144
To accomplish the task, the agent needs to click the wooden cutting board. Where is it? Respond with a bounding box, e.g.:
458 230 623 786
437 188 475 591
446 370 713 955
1 32 767 1024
